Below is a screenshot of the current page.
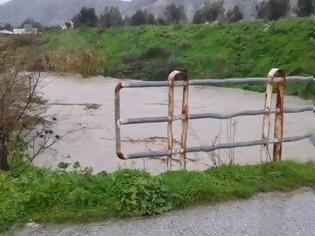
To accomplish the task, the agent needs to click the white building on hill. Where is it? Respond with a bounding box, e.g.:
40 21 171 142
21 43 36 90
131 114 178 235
13 24 38 35
0 30 13 35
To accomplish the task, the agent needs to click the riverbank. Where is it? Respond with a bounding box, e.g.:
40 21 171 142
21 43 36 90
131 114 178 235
2 160 315 234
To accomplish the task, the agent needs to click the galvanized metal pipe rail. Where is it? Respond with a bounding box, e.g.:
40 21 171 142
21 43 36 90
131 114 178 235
120 106 315 125
115 70 315 168
121 76 314 89
125 133 313 159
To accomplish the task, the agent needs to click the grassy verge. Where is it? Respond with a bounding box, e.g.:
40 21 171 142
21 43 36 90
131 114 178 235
1 160 315 233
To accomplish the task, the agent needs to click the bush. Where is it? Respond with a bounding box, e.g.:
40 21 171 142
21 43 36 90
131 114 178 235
116 46 186 80
144 46 170 59
45 47 106 76
6 35 41 49
112 171 171 217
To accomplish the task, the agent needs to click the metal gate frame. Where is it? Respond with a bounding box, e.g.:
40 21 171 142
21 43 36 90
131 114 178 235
115 69 315 169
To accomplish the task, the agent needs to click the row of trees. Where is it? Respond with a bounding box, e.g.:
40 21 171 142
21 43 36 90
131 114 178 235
0 0 314 30
0 23 13 31
71 4 187 28
193 1 243 23
70 0 315 28
194 0 314 23
257 0 314 21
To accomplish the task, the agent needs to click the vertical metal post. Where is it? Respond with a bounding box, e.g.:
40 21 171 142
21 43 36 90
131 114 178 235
167 75 175 169
261 68 286 162
167 71 189 170
180 74 189 169
273 70 286 161
115 82 125 160
261 72 274 162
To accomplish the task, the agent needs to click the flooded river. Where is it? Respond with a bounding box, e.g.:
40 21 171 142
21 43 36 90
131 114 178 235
34 74 314 174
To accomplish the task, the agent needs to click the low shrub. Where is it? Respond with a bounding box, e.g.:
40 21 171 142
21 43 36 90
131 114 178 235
6 35 41 50
45 47 106 77
116 46 186 80
143 46 170 59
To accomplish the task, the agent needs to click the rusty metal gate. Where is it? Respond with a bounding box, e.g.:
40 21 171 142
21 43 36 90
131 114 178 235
115 68 315 169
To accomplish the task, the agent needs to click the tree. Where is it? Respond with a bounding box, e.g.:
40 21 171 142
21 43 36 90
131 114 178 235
2 23 13 31
156 17 166 25
295 0 314 17
226 6 243 22
164 4 187 24
130 10 147 25
193 9 208 24
193 1 224 24
147 11 156 24
130 9 156 26
64 21 73 29
72 7 98 27
20 18 43 31
99 7 124 28
0 48 59 171
257 0 290 20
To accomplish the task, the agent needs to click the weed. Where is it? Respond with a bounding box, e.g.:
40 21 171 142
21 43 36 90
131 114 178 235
45 47 106 77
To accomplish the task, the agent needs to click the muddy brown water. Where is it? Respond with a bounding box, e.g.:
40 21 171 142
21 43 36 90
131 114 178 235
34 74 314 175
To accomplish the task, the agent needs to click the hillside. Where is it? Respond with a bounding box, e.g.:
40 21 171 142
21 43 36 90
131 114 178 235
0 0 300 26
40 18 315 98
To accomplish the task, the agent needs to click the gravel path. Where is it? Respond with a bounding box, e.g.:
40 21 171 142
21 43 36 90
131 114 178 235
14 188 315 236
34 74 314 174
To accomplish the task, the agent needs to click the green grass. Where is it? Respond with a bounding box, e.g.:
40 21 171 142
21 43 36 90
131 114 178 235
40 18 315 99
2 160 315 233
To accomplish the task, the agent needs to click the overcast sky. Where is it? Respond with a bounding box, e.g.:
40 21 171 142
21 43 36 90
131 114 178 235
0 0 10 4
0 0 131 4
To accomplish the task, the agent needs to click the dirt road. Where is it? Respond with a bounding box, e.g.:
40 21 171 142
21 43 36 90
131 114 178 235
34 74 314 174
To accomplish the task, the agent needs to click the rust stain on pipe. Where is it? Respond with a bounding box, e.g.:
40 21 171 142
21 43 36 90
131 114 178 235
261 69 286 162
167 71 189 170
272 69 286 161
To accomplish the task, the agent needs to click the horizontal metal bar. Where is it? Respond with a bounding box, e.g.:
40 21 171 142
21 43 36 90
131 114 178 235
187 134 310 153
120 106 314 125
125 133 311 159
122 76 314 89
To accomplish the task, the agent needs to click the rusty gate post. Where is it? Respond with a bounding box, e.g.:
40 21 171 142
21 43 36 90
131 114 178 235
180 73 189 169
261 68 286 162
261 72 274 162
115 82 126 160
272 69 286 161
167 71 189 170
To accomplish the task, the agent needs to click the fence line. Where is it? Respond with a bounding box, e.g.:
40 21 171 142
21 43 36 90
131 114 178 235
115 69 315 169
